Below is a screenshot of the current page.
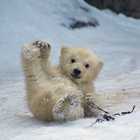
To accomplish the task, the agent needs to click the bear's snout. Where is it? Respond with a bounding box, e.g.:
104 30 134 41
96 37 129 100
71 68 82 79
74 69 81 75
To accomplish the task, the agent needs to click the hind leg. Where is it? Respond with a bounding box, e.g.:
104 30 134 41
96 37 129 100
28 87 55 121
52 93 84 122
27 84 84 122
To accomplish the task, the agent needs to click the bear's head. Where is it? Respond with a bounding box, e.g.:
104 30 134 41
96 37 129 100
59 46 104 84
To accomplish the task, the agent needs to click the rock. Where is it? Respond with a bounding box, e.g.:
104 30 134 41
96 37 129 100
84 0 140 19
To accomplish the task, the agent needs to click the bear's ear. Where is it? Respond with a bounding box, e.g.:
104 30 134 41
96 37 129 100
98 59 104 70
61 46 69 55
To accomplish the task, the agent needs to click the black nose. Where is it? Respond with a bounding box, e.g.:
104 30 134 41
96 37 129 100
74 69 81 75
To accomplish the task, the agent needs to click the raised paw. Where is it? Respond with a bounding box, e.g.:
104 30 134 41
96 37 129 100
32 40 51 54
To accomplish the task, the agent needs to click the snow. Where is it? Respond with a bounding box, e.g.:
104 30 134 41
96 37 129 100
0 0 140 139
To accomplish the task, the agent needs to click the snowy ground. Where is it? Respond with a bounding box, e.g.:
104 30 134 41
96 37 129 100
0 0 140 139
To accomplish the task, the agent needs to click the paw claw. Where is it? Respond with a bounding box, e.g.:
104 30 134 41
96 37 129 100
32 40 51 54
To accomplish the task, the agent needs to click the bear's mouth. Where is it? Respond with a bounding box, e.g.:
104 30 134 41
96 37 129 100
71 74 81 79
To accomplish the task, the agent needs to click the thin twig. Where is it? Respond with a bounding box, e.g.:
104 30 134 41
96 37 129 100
79 100 136 127
87 102 109 114
121 105 135 115
113 105 136 116
79 101 109 114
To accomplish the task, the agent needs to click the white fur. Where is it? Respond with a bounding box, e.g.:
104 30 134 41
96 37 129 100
20 40 104 122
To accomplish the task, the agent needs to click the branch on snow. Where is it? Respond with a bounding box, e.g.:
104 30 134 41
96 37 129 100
80 100 136 126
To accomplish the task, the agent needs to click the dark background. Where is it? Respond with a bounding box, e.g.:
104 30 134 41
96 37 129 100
84 0 140 19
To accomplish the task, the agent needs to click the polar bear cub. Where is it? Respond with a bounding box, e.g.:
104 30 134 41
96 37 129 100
20 40 104 122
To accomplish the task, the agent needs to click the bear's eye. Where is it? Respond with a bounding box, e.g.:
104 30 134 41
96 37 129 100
71 59 75 63
85 64 89 68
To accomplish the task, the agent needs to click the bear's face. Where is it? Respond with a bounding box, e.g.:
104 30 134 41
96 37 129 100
59 46 104 84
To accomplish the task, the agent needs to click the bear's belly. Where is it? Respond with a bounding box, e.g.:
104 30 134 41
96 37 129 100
49 75 84 100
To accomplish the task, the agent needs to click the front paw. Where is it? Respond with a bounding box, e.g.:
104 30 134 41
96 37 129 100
32 40 51 55
85 93 103 111
85 93 93 103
